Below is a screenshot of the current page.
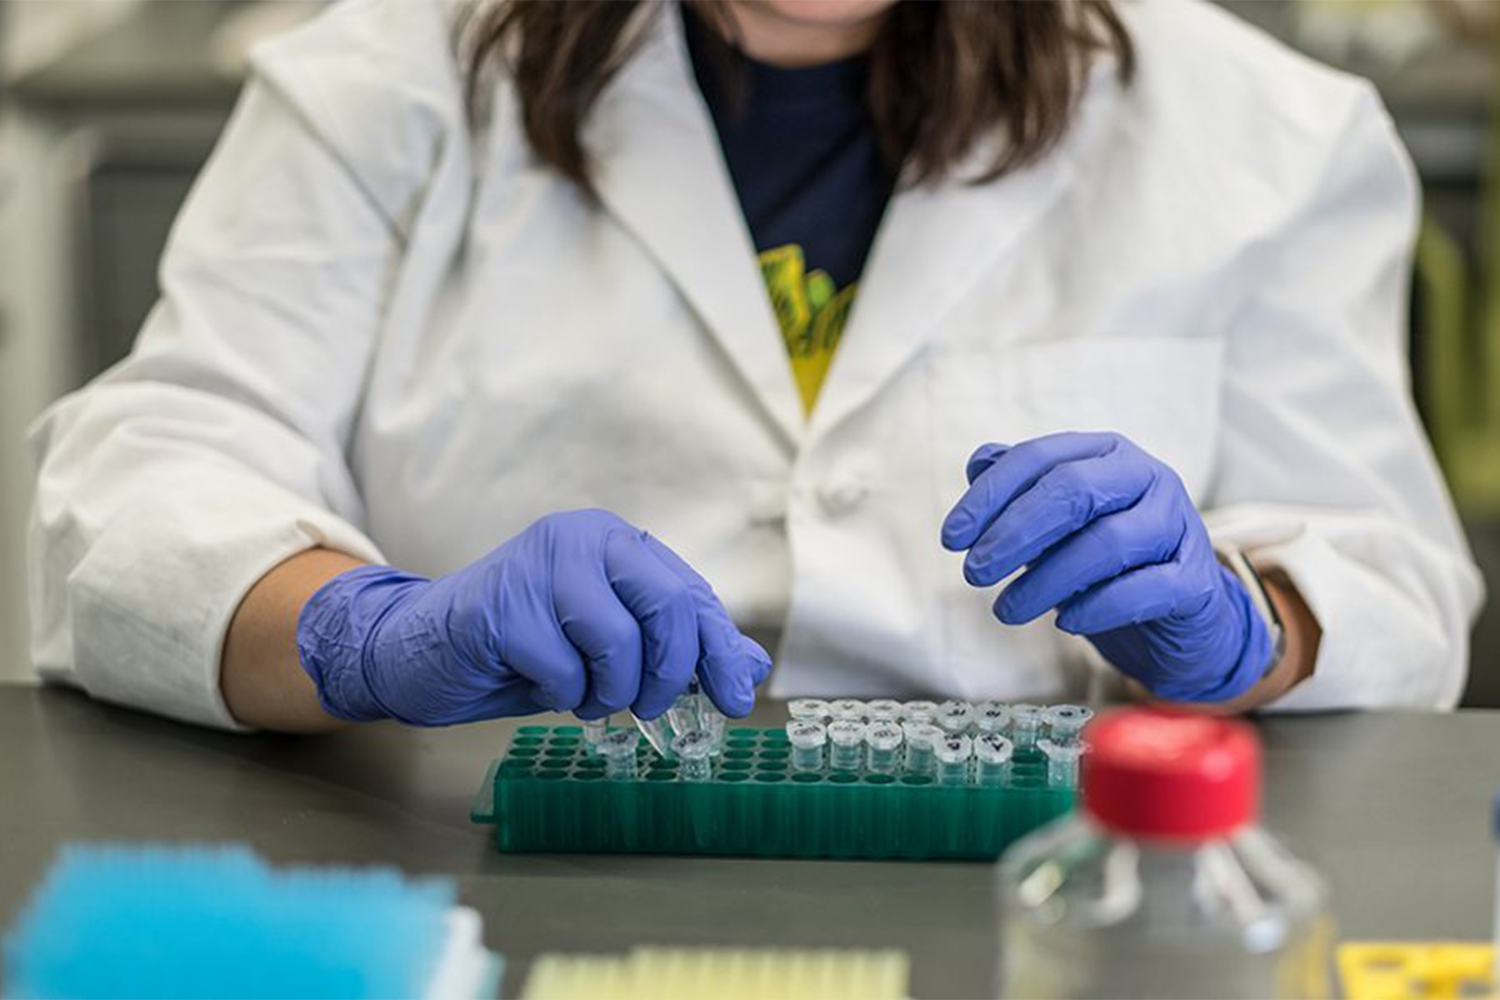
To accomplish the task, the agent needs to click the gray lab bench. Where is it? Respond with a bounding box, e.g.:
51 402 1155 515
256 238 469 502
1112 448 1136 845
2 683 1499 997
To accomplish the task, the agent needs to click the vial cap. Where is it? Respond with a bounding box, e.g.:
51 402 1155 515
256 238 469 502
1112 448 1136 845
1082 708 1259 841
866 721 904 750
828 720 866 745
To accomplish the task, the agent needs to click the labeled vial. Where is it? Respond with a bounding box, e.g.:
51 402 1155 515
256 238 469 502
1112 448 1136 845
865 698 904 722
902 722 943 775
975 733 1015 786
902 700 938 726
1010 703 1046 750
1038 737 1086 788
935 733 973 785
583 716 610 755
828 720 867 771
599 729 641 780
788 698 831 723
974 701 1010 736
936 699 975 736
787 720 828 772
671 730 715 782
1045 704 1094 745
865 721 905 773
830 699 869 723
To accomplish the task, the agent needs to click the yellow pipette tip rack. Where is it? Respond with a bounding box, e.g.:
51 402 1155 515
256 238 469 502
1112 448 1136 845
1338 942 1496 1000
521 947 910 1000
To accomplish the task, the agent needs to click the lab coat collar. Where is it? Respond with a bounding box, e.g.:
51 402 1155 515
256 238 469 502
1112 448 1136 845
585 3 1097 451
584 4 806 449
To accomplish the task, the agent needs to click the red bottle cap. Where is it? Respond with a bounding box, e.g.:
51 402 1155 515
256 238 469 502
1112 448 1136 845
1081 707 1260 841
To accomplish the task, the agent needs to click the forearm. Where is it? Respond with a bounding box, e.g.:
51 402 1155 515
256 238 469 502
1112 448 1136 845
220 548 367 732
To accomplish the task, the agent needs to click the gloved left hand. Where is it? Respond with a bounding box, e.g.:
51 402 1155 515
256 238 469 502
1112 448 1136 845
940 432 1272 702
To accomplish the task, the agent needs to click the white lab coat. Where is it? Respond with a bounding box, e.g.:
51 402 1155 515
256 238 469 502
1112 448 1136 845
28 0 1483 730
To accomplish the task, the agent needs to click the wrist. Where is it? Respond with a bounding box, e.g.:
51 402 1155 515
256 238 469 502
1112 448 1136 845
296 565 430 722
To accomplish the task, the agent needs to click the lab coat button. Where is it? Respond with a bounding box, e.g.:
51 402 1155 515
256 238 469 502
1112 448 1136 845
819 479 869 515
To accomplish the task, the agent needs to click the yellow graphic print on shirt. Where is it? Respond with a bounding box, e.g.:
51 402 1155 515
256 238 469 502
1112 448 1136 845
759 243 857 415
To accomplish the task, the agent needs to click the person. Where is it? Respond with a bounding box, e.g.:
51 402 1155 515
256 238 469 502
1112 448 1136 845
28 0 1482 733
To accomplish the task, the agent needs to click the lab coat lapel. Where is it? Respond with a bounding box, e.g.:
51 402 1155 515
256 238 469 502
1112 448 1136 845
584 7 804 448
805 148 1076 443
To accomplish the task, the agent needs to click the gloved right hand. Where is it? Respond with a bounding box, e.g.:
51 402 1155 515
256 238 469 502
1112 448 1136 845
296 509 771 726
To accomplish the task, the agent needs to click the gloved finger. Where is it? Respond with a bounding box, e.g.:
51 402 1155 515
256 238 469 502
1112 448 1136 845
964 442 1011 485
963 446 1155 587
640 534 771 717
1054 558 1218 635
604 529 700 720
993 489 1184 624
553 551 645 721
496 613 590 714
942 432 1122 552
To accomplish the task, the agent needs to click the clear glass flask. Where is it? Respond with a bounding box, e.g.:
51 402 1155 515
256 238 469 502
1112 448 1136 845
997 708 1330 1000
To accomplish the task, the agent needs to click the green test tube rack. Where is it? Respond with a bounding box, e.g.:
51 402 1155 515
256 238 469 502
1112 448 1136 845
470 725 1075 860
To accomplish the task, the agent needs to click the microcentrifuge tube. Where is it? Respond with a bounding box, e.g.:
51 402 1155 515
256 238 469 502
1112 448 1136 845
787 720 828 772
865 721 904 773
902 722 942 775
830 699 868 723
1044 704 1093 745
935 734 973 785
865 699 903 722
974 734 1014 786
671 730 715 782
936 699 974 736
666 681 704 736
1009 703 1046 750
788 698 831 723
631 712 676 759
827 720 867 770
583 716 610 755
973 701 1010 736
599 729 641 780
1038 737 1086 788
901 700 938 726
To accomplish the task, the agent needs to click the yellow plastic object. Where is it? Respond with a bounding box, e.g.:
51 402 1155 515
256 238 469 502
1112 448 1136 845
1337 942 1496 1000
521 947 910 1000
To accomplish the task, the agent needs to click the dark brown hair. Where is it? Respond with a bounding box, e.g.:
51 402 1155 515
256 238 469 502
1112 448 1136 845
464 1 1134 191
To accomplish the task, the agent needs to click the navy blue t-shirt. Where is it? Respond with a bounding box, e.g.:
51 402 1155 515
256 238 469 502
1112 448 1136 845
684 7 898 412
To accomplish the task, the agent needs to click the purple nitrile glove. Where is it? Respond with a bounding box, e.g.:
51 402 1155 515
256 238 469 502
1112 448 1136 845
940 432 1272 702
296 509 772 726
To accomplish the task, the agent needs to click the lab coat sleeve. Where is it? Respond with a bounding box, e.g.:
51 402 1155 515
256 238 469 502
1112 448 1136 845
1202 83 1483 710
26 0 460 729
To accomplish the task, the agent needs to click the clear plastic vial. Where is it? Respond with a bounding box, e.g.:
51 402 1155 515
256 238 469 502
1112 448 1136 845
1009 703 1045 750
865 722 905 773
935 734 972 785
974 701 1011 736
671 730 714 782
788 698 831 723
998 709 1330 1000
901 700 939 726
827 720 867 770
1044 704 1093 745
937 700 975 736
598 729 641 781
975 734 1014 787
787 720 828 772
1037 737 1085 789
582 716 610 755
902 722 943 775
865 699 904 722
830 699 869 723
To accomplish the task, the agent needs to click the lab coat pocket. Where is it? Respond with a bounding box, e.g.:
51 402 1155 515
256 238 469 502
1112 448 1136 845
923 335 1226 693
